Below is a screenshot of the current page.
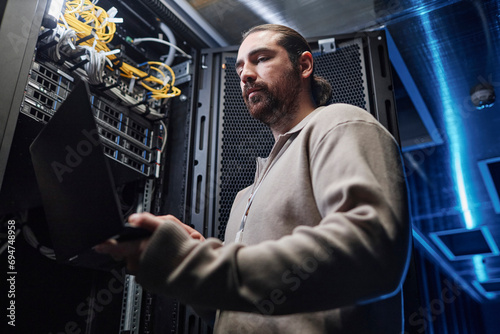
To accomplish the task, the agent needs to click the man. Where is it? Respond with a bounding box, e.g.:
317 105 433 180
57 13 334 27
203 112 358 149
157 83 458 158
96 24 410 333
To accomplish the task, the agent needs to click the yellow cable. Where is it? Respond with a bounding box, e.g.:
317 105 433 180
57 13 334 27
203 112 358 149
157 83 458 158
61 0 181 101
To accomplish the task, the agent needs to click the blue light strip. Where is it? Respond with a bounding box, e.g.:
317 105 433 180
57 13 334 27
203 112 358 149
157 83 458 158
416 3 487 282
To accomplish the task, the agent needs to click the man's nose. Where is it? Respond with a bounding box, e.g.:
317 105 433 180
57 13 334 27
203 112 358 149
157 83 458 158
240 64 256 84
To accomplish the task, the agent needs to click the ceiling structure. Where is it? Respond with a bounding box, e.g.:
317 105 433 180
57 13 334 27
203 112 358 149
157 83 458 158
170 0 500 304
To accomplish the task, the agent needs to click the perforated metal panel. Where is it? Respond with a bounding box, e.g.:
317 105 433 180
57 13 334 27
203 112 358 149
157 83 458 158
217 55 274 240
216 41 370 240
314 40 368 111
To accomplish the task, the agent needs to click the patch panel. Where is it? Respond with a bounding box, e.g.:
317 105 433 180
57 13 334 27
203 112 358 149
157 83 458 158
101 142 151 177
99 100 122 121
20 34 160 180
122 139 151 162
97 126 120 144
116 151 151 176
92 99 153 150
102 144 117 159
102 74 148 115
96 123 152 164
125 119 151 147
92 99 123 130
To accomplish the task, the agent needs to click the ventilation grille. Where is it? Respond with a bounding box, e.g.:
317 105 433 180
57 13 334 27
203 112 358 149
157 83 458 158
314 42 367 110
217 43 368 241
217 56 274 240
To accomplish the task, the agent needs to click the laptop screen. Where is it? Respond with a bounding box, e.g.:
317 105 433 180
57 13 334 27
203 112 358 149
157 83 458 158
30 81 126 262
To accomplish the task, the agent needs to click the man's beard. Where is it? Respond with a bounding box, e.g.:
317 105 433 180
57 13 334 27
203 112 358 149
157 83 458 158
243 65 302 129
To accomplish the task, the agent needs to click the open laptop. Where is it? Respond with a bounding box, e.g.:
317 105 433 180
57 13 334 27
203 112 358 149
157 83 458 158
30 80 151 266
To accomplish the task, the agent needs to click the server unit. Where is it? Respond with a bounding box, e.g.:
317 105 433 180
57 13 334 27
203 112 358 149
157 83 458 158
0 1 407 333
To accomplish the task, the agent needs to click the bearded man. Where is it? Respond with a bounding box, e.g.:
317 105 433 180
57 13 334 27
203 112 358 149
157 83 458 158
97 24 410 334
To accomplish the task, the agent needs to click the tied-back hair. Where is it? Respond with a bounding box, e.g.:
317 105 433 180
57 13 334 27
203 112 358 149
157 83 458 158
241 24 333 107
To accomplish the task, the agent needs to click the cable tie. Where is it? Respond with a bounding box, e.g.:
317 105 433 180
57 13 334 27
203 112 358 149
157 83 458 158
108 7 118 18
112 58 123 69
38 28 53 41
103 49 121 56
68 49 86 59
98 17 108 29
129 77 136 94
102 81 120 90
137 73 152 82
37 39 58 52
108 18 123 23
163 75 171 86
76 34 94 45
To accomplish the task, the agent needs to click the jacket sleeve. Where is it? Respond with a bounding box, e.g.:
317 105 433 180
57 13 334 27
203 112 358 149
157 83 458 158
136 120 411 315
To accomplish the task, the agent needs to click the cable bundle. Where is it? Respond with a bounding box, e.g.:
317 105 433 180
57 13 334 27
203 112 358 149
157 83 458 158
44 0 183 111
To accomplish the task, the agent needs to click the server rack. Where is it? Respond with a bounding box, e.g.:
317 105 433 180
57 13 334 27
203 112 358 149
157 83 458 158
0 0 203 333
0 1 410 333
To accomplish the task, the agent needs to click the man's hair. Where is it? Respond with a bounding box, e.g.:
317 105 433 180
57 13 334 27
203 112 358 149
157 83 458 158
241 24 332 107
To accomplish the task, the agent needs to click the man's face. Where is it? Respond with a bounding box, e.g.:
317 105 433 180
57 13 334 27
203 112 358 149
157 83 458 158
235 31 302 127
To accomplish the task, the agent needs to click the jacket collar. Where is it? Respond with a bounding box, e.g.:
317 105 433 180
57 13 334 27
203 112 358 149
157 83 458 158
254 106 324 182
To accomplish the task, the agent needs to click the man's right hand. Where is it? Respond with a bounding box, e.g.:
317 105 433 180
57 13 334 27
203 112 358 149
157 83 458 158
94 212 204 273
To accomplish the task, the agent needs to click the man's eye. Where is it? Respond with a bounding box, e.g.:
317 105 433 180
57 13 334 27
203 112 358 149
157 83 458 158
258 57 269 62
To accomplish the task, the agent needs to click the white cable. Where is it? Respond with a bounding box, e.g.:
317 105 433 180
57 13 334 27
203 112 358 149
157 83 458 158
66 0 85 14
133 37 191 59
159 22 176 66
160 120 168 153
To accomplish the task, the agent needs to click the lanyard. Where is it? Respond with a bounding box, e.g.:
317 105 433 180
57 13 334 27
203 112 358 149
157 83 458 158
234 134 295 243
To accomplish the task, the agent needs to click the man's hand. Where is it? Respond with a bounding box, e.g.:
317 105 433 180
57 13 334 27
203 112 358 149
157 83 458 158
94 212 204 273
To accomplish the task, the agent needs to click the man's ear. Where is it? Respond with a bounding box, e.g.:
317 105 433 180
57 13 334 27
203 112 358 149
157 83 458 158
299 51 314 79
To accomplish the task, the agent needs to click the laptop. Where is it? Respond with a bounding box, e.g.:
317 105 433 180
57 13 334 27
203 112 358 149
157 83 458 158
29 80 151 266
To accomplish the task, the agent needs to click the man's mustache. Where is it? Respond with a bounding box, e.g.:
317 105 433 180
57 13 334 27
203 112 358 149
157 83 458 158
243 83 268 99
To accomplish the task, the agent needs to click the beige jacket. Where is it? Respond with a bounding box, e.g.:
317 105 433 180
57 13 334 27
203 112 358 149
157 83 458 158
136 104 411 333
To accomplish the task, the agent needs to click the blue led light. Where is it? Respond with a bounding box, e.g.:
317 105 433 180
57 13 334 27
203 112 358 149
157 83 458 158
472 280 498 299
416 3 486 281
473 255 488 283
